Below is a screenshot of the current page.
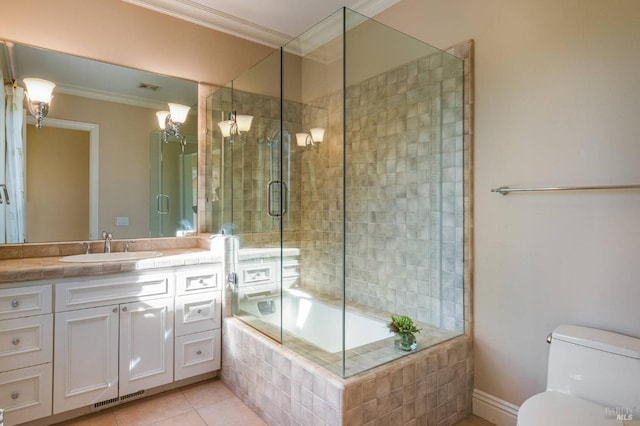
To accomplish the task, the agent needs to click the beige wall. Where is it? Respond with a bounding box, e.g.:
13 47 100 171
26 125 89 242
50 92 157 238
1 0 272 86
378 0 640 407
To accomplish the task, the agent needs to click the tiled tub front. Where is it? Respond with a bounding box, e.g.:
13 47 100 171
222 318 473 425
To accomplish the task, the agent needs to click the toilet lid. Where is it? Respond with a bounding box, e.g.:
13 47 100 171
518 391 624 426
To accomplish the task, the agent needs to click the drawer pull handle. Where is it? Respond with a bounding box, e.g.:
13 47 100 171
122 307 128 312
199 279 206 285
11 392 19 400
11 299 19 308
197 309 203 314
11 337 20 345
196 350 202 355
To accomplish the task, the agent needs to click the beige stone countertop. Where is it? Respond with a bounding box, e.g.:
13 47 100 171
0 248 222 285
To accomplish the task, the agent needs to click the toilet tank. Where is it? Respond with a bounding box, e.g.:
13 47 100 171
547 325 640 413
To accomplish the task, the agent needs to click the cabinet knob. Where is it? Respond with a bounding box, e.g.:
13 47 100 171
196 350 202 355
11 337 20 346
113 307 118 313
199 279 205 285
122 307 128 312
11 391 19 400
11 299 19 308
197 309 203 314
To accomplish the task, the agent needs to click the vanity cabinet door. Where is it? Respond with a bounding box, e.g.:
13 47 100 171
53 305 119 414
119 298 174 396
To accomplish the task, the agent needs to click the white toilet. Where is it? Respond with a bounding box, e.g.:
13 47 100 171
517 324 640 425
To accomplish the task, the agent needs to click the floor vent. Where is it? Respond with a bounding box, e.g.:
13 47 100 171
94 397 119 409
120 390 145 401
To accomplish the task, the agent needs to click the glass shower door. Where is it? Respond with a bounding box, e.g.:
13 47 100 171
218 48 286 343
149 131 197 237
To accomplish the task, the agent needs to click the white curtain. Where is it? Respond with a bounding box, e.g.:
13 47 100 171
3 78 26 243
0 76 5 243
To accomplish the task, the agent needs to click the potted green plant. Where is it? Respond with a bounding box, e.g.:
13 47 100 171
387 315 421 351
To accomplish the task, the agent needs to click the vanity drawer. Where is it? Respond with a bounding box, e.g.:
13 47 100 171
0 363 52 425
0 285 52 321
176 266 222 295
239 263 276 285
175 292 221 336
55 272 175 311
174 329 220 381
0 314 53 372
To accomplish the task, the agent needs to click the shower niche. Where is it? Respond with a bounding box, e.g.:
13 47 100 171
206 7 468 378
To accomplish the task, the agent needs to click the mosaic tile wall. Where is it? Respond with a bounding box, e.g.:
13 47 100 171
207 49 466 332
222 317 473 425
207 86 304 238
297 52 465 332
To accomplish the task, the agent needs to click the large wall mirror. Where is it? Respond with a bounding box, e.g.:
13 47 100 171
0 41 198 244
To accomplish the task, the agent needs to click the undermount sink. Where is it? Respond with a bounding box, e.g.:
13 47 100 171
60 251 163 263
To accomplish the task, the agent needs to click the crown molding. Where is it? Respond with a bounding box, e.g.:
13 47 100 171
122 0 399 48
55 83 170 110
123 0 292 47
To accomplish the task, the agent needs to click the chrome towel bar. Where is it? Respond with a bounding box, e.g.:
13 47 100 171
491 184 640 196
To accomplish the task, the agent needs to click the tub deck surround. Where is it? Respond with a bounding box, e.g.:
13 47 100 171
236 287 461 377
222 318 473 426
0 236 221 284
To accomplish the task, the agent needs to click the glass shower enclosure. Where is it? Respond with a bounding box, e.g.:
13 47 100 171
150 132 198 238
206 8 465 377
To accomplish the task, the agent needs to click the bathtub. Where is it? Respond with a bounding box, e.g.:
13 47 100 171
238 288 391 353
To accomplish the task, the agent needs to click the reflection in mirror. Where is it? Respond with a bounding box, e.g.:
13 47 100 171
0 41 198 244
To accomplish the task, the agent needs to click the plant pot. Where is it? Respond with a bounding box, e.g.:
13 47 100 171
394 332 416 351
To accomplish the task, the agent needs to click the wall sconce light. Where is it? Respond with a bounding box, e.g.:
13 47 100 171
156 103 191 149
24 78 55 128
296 128 325 152
217 111 253 142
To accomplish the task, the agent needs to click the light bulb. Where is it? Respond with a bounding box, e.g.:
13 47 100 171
218 120 234 138
236 115 253 133
24 78 55 103
156 111 169 130
168 103 190 124
296 133 309 147
310 128 325 143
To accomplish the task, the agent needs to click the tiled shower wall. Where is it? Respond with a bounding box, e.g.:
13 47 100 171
207 51 465 332
299 51 465 332
207 87 303 240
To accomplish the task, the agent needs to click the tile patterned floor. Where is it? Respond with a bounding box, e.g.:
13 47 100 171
55 379 265 426
53 377 494 426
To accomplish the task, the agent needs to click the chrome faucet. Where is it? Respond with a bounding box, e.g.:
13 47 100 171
102 231 113 253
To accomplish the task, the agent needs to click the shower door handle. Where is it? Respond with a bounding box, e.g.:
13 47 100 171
267 180 287 217
156 194 170 214
0 184 9 205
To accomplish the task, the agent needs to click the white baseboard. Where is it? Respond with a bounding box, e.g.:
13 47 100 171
472 389 520 426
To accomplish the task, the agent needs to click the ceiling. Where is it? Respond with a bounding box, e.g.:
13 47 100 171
122 0 400 47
